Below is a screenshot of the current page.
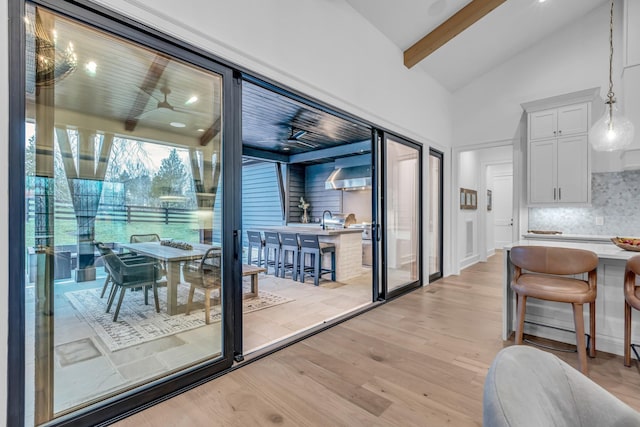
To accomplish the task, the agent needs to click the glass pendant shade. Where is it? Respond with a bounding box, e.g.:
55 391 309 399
588 101 635 152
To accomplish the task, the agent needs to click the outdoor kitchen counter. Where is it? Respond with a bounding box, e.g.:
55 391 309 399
503 239 640 357
253 225 364 281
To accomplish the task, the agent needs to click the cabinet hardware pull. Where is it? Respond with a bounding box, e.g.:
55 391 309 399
553 130 557 135
554 188 556 200
559 130 562 134
559 188 561 200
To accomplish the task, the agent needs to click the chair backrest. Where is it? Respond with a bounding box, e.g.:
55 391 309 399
183 247 221 288
625 255 640 306
483 346 640 427
95 243 125 283
279 233 299 248
264 232 280 246
130 233 160 243
298 234 319 250
510 246 597 276
247 231 264 245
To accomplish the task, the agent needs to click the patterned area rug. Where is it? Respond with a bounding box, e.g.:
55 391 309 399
66 283 292 352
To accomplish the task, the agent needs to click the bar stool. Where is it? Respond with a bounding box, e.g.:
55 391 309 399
246 230 265 267
624 255 640 367
299 234 336 286
263 232 281 276
510 245 598 375
279 233 300 281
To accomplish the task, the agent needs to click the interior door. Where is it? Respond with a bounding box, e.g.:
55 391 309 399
377 133 422 298
429 149 443 282
493 174 514 249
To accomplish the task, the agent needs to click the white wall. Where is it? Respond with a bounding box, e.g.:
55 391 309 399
0 0 8 422
453 2 613 149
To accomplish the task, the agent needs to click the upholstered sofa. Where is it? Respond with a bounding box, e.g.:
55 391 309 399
483 346 640 427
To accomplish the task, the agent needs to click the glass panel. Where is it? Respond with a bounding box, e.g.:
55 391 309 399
24 6 224 425
429 151 442 280
385 138 419 292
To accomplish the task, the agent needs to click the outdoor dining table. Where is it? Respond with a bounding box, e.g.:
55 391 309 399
119 241 220 315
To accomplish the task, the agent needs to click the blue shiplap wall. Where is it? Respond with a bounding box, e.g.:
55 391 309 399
242 161 284 255
287 164 305 223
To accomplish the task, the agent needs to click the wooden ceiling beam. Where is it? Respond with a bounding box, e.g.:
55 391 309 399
124 55 169 131
199 116 221 146
403 0 506 69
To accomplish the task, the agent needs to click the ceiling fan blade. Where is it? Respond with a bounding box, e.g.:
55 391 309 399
135 85 163 103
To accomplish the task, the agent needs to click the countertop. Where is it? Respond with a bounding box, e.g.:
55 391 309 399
522 233 613 243
253 225 363 236
506 239 640 261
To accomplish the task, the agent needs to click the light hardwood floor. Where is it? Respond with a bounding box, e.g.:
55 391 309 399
115 252 640 426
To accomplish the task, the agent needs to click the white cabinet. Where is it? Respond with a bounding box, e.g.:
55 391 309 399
529 103 589 141
527 102 591 205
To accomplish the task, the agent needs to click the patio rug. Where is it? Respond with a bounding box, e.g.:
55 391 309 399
65 282 293 352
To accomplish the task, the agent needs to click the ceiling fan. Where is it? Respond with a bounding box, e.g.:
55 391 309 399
136 85 207 118
284 127 316 148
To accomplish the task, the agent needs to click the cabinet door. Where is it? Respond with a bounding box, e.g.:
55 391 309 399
529 109 557 140
529 139 557 203
557 135 589 203
557 103 589 136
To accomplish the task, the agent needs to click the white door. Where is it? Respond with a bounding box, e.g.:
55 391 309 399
493 174 513 249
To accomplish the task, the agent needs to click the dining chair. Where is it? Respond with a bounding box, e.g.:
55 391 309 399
183 247 221 324
624 255 640 367
97 243 162 322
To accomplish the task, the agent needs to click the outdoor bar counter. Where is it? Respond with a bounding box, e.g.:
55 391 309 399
503 239 640 357
256 225 364 282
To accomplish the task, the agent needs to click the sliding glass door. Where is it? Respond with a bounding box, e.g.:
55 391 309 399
15 3 239 425
377 133 422 298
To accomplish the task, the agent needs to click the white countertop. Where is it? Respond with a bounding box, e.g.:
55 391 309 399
254 225 363 236
506 239 640 261
522 233 613 243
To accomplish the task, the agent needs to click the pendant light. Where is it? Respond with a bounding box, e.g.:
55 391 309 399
589 0 635 152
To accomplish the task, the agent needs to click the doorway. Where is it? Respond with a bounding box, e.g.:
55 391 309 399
488 166 514 252
429 148 444 282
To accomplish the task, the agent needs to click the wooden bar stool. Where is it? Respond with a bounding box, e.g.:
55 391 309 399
624 255 640 367
279 233 300 281
299 234 336 286
263 232 281 276
510 245 598 375
246 230 265 267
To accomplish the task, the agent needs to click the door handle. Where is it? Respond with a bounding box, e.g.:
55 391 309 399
558 187 561 200
553 188 556 200
510 219 513 226
233 230 240 261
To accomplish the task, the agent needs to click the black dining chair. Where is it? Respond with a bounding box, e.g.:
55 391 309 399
97 242 163 322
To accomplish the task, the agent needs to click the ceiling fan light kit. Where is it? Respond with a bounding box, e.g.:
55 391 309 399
589 0 635 152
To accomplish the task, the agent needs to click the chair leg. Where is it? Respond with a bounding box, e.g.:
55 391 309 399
106 284 118 313
186 285 196 315
144 285 149 305
625 301 633 367
153 282 160 313
572 303 589 375
515 294 526 345
313 253 320 286
204 288 211 325
589 301 596 358
100 274 111 298
113 288 127 322
330 252 336 281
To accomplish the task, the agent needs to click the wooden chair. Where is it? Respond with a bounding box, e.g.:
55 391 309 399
510 245 598 375
183 248 221 324
624 255 640 367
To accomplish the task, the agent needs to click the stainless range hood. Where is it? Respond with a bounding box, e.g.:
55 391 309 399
325 165 372 191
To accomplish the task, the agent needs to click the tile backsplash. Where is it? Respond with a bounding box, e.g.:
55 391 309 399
528 170 640 236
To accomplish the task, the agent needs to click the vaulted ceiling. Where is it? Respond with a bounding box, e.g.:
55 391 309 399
345 0 608 92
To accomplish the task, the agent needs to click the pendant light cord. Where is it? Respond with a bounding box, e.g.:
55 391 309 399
608 0 615 123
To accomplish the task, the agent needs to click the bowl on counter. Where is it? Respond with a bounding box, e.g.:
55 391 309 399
611 237 640 252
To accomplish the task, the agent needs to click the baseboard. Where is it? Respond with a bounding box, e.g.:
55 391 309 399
460 254 479 270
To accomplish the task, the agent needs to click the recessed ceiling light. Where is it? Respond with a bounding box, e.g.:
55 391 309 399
283 147 290 151
85 61 97 75
538 0 547 3
197 128 205 132
185 96 198 105
170 122 186 128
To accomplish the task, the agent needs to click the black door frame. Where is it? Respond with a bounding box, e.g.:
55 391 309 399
376 131 424 300
429 148 444 282
8 1 241 425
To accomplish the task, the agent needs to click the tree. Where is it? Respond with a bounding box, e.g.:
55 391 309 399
150 149 190 207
